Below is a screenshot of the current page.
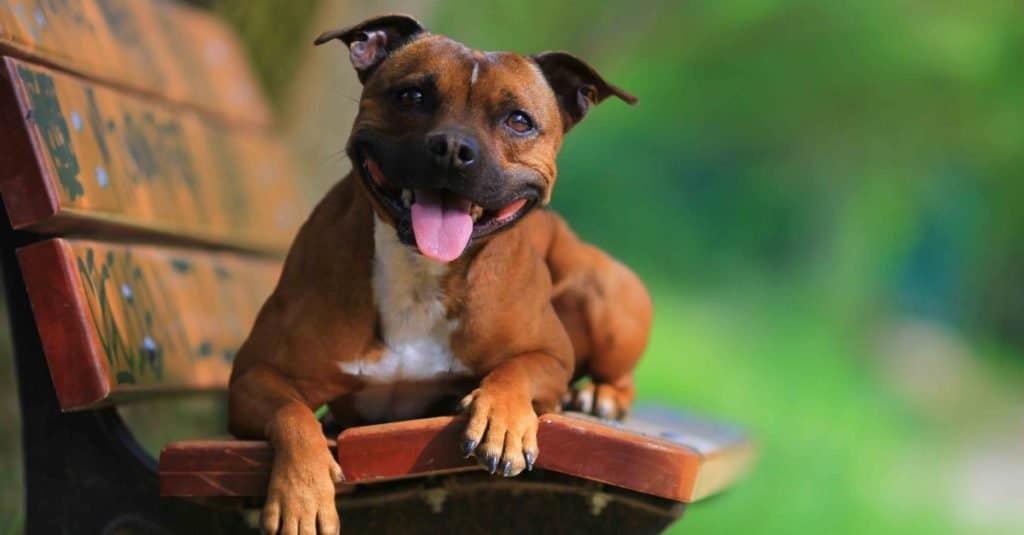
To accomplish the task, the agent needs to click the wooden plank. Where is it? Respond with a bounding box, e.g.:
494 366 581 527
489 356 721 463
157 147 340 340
0 58 304 253
159 409 755 502
0 0 270 126
159 441 350 497
17 238 281 409
336 416 479 482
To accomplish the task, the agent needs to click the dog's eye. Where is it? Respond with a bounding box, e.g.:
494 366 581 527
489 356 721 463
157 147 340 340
396 87 425 108
505 111 535 134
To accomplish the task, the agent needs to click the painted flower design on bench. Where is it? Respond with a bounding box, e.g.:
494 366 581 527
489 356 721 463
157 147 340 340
70 241 278 390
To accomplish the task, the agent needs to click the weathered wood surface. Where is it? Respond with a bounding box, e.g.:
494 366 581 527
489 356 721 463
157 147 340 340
17 237 281 409
159 409 755 502
159 440 349 497
0 0 270 126
0 58 304 253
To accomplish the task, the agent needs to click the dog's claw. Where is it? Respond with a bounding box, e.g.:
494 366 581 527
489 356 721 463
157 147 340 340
502 459 514 477
486 455 499 475
462 439 477 458
525 452 536 472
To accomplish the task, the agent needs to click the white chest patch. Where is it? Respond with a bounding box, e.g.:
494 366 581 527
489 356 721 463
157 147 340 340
339 218 470 385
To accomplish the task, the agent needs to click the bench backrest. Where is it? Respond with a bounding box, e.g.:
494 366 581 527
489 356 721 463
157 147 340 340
1 0 306 411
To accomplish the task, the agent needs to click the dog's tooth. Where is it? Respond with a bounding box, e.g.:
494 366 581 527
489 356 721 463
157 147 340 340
471 204 484 222
401 189 412 207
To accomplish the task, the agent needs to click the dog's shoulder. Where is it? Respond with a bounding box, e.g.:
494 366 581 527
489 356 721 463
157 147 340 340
279 176 374 284
238 175 378 367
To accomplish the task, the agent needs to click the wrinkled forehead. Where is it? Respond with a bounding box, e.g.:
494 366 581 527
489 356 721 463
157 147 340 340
371 35 559 121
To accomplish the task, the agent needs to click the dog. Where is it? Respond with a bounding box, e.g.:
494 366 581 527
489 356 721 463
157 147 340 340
228 14 652 535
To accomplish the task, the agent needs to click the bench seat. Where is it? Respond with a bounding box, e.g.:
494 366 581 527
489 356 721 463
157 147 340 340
160 411 754 502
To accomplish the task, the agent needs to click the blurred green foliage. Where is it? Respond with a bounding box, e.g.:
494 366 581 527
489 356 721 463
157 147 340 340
210 0 321 105
215 1 1024 533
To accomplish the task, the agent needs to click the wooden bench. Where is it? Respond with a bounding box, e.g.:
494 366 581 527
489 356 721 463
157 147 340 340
0 2 753 533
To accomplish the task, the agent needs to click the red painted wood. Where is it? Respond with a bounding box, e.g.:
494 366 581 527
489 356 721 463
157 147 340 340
160 440 351 497
159 473 270 498
0 59 59 229
336 414 700 501
535 414 698 501
17 239 110 409
159 411 753 502
336 416 479 482
159 441 274 473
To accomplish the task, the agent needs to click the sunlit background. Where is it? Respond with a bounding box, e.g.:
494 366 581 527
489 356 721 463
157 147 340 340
2 1 1023 533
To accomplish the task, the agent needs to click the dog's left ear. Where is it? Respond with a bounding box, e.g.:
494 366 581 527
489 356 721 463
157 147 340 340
531 51 638 133
314 14 426 83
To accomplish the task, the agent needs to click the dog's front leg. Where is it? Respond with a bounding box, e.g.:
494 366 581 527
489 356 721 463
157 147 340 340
459 351 571 477
229 365 342 535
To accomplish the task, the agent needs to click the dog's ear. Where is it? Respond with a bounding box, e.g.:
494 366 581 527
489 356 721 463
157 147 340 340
531 51 638 133
314 14 426 83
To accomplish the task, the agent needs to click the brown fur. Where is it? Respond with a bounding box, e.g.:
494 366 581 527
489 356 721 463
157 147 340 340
230 15 651 535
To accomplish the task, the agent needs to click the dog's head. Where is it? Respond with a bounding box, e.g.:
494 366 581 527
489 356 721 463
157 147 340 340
316 14 636 262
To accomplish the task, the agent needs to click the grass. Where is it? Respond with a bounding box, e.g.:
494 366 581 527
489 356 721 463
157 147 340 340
0 292 23 533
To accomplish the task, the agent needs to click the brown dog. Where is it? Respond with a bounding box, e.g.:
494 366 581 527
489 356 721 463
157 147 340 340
228 14 652 535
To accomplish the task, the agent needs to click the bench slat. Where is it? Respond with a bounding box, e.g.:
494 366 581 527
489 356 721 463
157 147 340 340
0 0 270 127
18 238 280 409
1 58 304 253
160 410 754 502
159 441 350 497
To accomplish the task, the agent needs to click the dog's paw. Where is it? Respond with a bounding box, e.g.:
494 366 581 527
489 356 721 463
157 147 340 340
261 448 342 535
458 388 539 477
565 381 633 420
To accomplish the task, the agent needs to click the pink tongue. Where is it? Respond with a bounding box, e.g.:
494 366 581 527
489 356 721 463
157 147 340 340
410 190 474 262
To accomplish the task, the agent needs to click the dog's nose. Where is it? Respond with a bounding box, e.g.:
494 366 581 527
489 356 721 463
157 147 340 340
426 130 478 170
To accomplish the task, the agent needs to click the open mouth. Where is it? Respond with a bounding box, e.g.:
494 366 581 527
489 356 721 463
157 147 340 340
356 152 538 262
